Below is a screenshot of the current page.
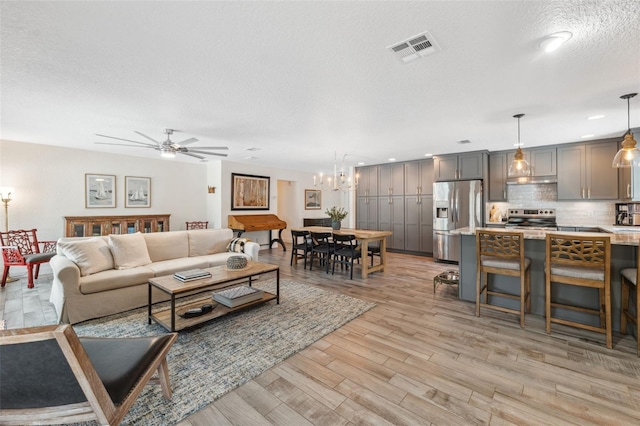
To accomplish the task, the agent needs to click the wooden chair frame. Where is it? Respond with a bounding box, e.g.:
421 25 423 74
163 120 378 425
0 228 56 288
0 325 177 425
476 230 530 328
621 249 640 356
545 233 612 349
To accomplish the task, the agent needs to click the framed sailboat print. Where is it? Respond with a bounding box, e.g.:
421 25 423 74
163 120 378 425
85 174 116 208
125 176 151 208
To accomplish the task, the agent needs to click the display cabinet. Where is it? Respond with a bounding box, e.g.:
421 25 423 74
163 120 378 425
64 214 171 237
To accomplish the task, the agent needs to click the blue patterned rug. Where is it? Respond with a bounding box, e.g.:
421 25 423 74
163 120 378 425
73 278 375 425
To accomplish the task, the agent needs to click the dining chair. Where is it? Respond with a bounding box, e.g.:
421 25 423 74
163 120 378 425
309 232 333 273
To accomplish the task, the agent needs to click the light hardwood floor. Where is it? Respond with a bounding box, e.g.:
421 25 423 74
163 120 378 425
3 251 640 425
178 250 640 426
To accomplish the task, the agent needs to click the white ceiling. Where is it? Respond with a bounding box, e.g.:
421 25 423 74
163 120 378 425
2 1 640 175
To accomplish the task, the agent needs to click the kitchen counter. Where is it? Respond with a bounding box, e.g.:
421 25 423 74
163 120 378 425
454 226 640 246
454 226 638 332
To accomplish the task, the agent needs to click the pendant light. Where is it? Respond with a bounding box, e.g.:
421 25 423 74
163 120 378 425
508 113 531 177
612 93 639 168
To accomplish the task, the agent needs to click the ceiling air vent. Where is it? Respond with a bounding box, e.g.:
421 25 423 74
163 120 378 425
457 139 471 144
388 31 440 63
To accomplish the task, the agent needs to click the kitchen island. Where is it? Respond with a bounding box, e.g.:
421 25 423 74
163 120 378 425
454 227 639 332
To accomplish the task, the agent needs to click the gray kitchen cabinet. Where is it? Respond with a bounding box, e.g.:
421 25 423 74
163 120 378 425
355 165 379 197
378 195 405 250
558 140 618 200
404 159 434 195
404 195 433 253
356 196 378 230
434 152 486 181
379 163 405 196
488 152 507 201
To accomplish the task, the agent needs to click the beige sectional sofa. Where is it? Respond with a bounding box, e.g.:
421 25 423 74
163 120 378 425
49 228 259 324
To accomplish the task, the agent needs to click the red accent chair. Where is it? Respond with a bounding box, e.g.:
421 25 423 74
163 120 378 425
0 229 56 289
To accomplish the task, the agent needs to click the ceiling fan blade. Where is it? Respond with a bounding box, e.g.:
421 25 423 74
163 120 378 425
176 137 198 146
134 131 161 144
95 141 156 149
95 134 157 147
188 150 228 157
186 146 229 150
181 151 206 160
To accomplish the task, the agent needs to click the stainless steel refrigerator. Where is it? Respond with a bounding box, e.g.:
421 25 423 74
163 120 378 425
433 179 483 263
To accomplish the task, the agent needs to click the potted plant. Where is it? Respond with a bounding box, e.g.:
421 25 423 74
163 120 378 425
325 206 348 230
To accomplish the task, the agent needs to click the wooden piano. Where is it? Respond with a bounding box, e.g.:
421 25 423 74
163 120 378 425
228 214 287 251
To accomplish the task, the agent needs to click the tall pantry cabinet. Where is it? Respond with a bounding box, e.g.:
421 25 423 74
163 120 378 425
355 159 433 254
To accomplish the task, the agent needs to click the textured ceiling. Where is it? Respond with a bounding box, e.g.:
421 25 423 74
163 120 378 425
1 1 640 175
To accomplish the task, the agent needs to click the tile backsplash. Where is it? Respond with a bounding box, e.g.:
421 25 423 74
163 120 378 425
487 183 615 226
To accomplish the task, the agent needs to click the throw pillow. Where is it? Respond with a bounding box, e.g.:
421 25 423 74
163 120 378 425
58 238 114 277
226 237 249 253
108 232 152 270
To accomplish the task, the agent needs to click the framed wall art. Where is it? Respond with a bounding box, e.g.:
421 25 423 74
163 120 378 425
85 174 116 208
231 173 270 210
125 176 151 208
304 189 321 210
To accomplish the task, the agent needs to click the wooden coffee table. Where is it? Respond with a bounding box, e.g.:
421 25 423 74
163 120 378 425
148 261 279 332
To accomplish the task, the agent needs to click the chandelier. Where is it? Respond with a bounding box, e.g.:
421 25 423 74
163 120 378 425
314 152 358 192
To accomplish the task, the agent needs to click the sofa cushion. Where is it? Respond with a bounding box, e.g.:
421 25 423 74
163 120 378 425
78 266 155 294
143 231 189 262
227 237 249 253
145 257 209 277
57 238 114 277
108 233 152 270
188 229 233 257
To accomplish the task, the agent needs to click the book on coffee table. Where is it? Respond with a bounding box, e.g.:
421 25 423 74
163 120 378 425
174 269 212 282
213 285 263 308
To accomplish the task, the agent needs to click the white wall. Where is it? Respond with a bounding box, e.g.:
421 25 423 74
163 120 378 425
0 140 208 241
0 140 356 250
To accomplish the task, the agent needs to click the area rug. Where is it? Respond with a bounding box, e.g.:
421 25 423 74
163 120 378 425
73 278 375 425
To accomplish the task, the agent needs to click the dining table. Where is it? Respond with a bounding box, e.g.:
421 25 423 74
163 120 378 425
295 226 393 278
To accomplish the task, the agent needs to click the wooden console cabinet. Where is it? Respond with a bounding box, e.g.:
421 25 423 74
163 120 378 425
64 214 171 237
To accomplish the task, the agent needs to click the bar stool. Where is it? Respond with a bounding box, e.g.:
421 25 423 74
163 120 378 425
620 248 640 356
545 233 612 349
476 230 531 328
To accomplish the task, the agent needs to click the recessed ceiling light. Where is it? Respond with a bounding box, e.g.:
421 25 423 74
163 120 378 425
581 134 595 138
513 143 526 147
358 161 365 165
539 31 572 52
389 158 396 162
587 115 605 120
424 153 433 157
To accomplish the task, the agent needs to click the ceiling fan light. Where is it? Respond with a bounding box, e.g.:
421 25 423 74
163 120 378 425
160 147 176 158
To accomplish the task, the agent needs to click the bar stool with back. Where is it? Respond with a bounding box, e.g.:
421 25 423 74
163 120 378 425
476 229 531 328
545 233 612 349
620 246 640 356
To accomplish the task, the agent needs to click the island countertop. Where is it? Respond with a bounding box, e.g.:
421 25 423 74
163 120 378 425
453 226 640 246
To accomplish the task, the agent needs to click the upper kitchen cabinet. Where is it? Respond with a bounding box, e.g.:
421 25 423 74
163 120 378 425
488 152 507 201
434 151 487 181
379 163 405 196
507 147 556 176
404 159 434 195
557 139 618 200
355 165 379 197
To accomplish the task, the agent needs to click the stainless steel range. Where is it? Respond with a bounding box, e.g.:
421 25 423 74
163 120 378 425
505 208 557 230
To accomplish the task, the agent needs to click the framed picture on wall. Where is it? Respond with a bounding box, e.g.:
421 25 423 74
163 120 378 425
231 173 270 210
85 174 116 208
304 189 321 210
125 176 151 208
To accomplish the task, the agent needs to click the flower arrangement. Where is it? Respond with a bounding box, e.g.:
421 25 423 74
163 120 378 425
325 206 348 221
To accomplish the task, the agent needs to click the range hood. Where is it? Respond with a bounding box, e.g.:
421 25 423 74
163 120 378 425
506 175 557 185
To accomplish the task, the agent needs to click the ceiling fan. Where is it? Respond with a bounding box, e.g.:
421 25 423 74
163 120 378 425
95 128 229 160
